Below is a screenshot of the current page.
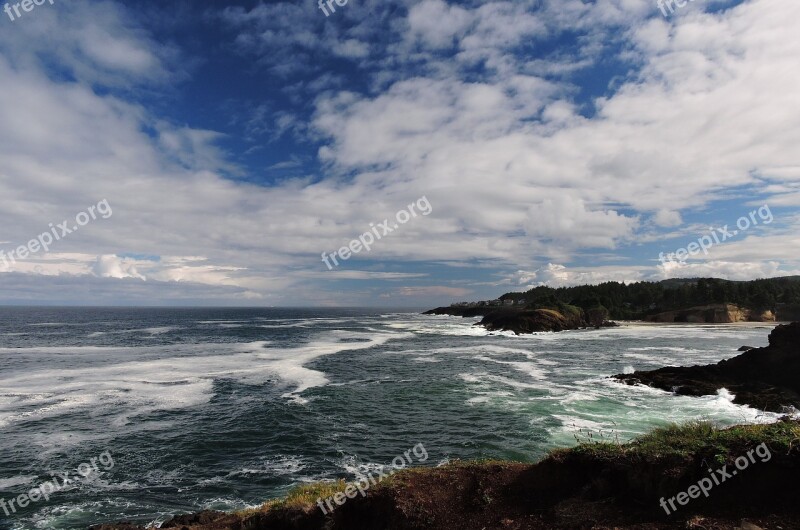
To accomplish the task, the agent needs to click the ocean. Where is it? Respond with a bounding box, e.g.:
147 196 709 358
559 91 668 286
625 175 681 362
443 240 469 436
0 308 779 529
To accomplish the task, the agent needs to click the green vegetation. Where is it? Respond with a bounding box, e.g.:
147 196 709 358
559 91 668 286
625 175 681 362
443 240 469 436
565 420 800 465
499 277 800 319
236 480 347 516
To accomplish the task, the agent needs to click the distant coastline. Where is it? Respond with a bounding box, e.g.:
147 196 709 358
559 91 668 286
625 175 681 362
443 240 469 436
424 276 800 334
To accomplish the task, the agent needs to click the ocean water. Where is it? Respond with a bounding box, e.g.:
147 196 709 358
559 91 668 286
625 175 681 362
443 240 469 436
0 308 779 529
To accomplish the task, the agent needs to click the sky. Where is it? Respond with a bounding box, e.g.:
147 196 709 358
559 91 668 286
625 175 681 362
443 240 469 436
0 0 798 307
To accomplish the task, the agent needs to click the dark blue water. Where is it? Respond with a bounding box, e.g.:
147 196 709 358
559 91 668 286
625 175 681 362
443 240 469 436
0 308 776 529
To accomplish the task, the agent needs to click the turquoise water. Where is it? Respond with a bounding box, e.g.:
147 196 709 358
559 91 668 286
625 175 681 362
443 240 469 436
0 308 777 529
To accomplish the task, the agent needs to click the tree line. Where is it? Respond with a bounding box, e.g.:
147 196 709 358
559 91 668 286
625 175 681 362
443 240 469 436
498 277 800 320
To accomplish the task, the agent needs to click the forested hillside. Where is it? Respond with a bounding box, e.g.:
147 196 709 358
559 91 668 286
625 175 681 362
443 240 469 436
498 277 800 320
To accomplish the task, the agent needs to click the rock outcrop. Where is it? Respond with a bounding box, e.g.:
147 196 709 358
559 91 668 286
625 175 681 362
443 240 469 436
478 308 587 334
615 322 800 412
423 306 494 318
424 305 616 334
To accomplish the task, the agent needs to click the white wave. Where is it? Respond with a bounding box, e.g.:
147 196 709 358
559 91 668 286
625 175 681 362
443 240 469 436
545 376 783 447
623 352 678 365
0 394 96 429
471 355 549 380
0 330 411 429
233 455 307 477
0 475 36 489
466 390 514 405
196 320 251 324
259 322 310 328
395 343 538 359
627 346 710 353
459 372 548 391
87 326 178 338
338 454 393 480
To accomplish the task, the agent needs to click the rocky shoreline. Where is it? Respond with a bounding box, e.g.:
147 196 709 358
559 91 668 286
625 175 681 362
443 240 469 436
615 322 800 412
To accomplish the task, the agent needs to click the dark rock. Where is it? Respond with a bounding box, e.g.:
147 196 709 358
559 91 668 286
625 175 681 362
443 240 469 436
424 305 610 335
614 322 800 412
738 346 756 351
88 524 146 530
160 511 229 528
423 306 494 318
478 308 585 334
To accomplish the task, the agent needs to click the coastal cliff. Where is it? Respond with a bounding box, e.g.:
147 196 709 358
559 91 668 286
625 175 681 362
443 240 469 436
645 303 776 323
615 322 800 412
90 420 800 530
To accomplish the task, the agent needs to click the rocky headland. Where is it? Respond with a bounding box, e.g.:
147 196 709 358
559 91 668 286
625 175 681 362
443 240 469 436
615 322 800 412
424 304 616 335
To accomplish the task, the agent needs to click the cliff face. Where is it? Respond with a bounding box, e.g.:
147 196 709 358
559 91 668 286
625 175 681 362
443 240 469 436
615 322 800 412
478 308 587 334
645 304 776 323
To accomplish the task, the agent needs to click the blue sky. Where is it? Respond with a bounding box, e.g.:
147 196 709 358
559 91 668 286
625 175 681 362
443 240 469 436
0 0 798 306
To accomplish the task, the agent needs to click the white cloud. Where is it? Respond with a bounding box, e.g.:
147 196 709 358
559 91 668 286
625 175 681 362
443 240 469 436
653 209 683 227
406 0 472 49
1 0 799 305
92 255 146 280
514 263 646 288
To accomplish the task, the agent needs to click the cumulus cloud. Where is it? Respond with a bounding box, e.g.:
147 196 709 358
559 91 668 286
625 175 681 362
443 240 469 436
92 255 146 280
653 209 683 227
513 264 646 288
1 0 799 305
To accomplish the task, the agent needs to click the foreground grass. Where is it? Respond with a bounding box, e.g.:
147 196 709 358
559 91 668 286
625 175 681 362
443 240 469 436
564 419 800 465
235 480 348 517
